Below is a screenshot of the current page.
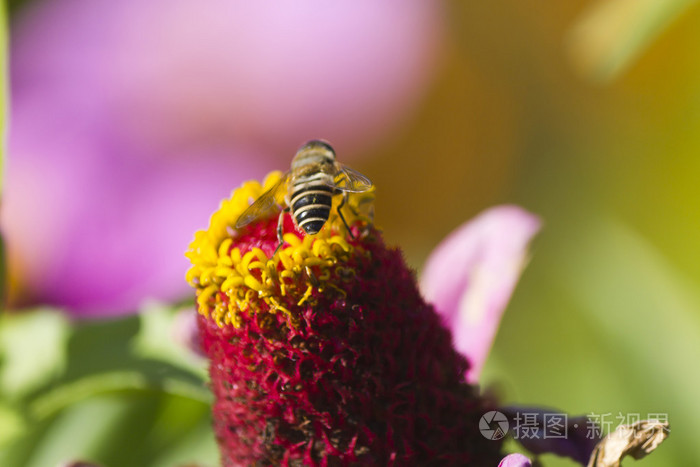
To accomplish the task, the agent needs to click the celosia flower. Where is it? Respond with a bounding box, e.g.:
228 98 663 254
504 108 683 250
186 173 505 465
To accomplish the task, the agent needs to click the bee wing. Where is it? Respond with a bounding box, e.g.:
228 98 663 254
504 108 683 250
235 175 288 229
333 165 373 193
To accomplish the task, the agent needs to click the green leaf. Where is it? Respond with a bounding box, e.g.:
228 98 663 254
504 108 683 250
0 305 216 467
3 391 217 467
561 218 700 462
0 402 26 446
566 0 698 82
0 309 70 400
132 301 207 379
491 215 699 466
23 305 210 418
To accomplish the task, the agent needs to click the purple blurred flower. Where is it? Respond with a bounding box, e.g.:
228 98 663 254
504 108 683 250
4 0 443 316
498 453 532 467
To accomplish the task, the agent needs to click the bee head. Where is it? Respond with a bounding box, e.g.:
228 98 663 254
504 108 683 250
292 140 336 170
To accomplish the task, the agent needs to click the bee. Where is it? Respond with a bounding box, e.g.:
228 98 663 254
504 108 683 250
235 140 373 252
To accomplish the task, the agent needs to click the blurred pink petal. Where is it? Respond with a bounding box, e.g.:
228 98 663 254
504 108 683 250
6 0 444 315
3 143 270 316
498 453 532 467
420 206 540 382
12 0 444 157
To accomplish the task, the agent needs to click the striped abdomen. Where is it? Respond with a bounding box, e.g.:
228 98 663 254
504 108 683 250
290 173 334 235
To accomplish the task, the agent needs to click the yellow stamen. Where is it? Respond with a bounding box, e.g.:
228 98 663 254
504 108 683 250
297 285 314 306
186 171 375 327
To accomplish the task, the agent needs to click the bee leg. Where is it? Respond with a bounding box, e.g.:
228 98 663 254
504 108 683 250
337 191 356 240
304 265 319 288
357 197 375 237
273 207 290 256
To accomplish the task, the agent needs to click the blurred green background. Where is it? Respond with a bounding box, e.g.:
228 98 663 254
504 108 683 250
2 0 699 465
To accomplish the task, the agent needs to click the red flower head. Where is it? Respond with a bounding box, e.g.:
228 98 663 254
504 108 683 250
186 171 503 465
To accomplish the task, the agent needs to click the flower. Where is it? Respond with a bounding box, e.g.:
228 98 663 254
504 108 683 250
185 172 670 466
186 173 503 465
498 453 532 467
5 0 443 315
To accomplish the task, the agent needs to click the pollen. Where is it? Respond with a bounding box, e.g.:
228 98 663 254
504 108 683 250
186 172 375 328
